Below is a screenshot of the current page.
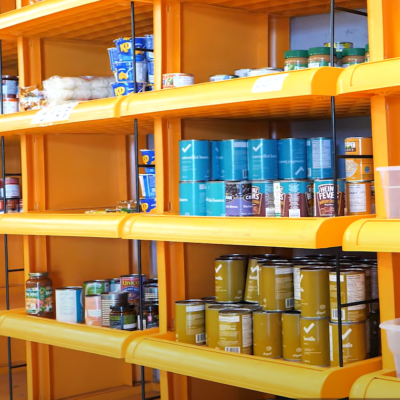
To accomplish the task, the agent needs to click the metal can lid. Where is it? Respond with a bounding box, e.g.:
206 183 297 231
56 286 82 290
84 279 110 284
29 272 49 277
219 309 251 316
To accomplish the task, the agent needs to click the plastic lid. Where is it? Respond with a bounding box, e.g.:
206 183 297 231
29 272 49 277
308 47 331 56
342 48 365 56
380 318 400 331
366 44 369 52
284 50 308 59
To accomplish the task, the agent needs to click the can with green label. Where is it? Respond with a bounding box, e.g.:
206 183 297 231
215 257 247 303
253 310 282 358
206 304 239 348
179 139 210 181
179 182 206 216
83 280 110 296
252 180 275 217
282 311 302 361
175 300 205 345
220 139 248 181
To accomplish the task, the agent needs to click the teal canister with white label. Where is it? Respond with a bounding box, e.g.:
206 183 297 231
210 141 221 181
206 181 226 216
179 182 206 216
220 140 248 181
179 140 210 182
306 137 333 179
278 138 306 179
248 139 278 180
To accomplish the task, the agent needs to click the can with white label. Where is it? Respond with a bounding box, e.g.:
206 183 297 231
346 181 375 215
56 287 83 323
306 138 333 179
175 300 205 345
0 178 20 199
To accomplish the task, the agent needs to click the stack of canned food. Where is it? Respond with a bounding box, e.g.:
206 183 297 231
25 272 159 331
175 253 380 367
108 35 154 97
179 137 374 217
0 177 23 213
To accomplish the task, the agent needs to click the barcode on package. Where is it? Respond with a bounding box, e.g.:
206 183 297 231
196 333 206 344
331 309 346 320
225 347 240 353
286 298 294 308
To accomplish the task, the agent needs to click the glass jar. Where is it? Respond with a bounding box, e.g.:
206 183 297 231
342 48 365 68
139 303 159 330
284 50 309 71
308 47 335 68
365 44 370 62
336 52 343 67
26 272 53 318
109 305 137 331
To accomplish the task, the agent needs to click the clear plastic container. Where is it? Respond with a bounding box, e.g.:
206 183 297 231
377 166 400 218
380 318 400 377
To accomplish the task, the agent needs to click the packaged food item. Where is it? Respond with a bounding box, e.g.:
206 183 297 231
342 48 365 68
26 272 53 318
56 287 83 323
0 178 20 198
163 73 194 88
139 174 156 198
210 140 221 181
120 274 147 306
282 311 302 361
365 44 370 62
220 139 248 181
110 305 137 331
313 179 346 217
346 181 375 215
114 37 146 60
138 303 159 329
301 317 330 366
175 300 205 345
235 69 252 78
252 181 275 217
179 182 207 216
2 76 18 99
179 140 210 182
253 310 282 358
19 85 47 111
210 75 238 82
306 137 333 179
248 139 278 180
278 138 307 180
324 42 353 52
308 47 334 67
101 291 129 327
345 137 373 155
248 68 283 77
284 50 309 71
85 294 102 326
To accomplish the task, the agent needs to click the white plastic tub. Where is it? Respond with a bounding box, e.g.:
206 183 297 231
380 318 400 377
377 166 400 218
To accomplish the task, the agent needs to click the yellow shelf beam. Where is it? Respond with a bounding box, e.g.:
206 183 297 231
126 333 382 399
0 309 158 358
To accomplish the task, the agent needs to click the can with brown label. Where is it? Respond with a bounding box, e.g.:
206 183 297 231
329 321 367 366
206 304 239 348
301 317 330 366
346 181 375 215
345 137 373 155
259 263 294 311
329 269 367 322
215 257 247 303
253 310 282 358
314 179 345 217
300 267 331 318
175 300 206 345
282 311 302 361
244 257 265 303
346 158 374 181
219 309 252 354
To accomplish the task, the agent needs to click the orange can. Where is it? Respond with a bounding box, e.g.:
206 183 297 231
346 181 375 215
345 137 372 156
345 158 374 181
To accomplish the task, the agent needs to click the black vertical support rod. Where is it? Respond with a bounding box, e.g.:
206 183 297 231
330 0 344 368
131 3 146 400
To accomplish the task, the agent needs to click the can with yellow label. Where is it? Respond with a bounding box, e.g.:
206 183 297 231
253 310 282 359
301 317 330 366
344 137 373 156
346 181 375 215
175 300 205 345
282 311 302 362
345 158 374 181
215 257 247 303
244 256 265 303
206 304 239 348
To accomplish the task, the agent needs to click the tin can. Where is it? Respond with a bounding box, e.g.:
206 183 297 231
237 303 262 311
253 310 282 358
145 34 154 61
353 265 372 302
301 317 330 366
162 73 194 88
215 258 247 303
120 274 146 306
346 181 375 215
206 304 239 348
85 294 102 326
83 280 110 296
313 179 346 217
0 178 20 199
220 140 248 181
225 181 252 216
179 140 210 181
244 257 265 303
346 158 374 181
273 180 313 218
235 69 252 78
0 199 19 214
248 68 283 77
329 321 367 366
55 287 83 323
2 76 18 99
210 75 238 82
293 265 304 311
369 311 381 357
278 139 307 180
19 199 23 213
329 269 367 322
248 139 278 180
206 181 225 216
144 280 158 303
219 309 252 354
282 311 302 361
306 138 333 179
3 98 19 114
252 180 275 217
179 182 207 216
300 268 331 318
175 300 205 345
259 263 294 311
345 137 373 156
324 42 353 52
210 140 221 180
110 278 121 292
101 291 129 327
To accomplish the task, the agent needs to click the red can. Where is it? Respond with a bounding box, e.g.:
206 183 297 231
120 274 147 306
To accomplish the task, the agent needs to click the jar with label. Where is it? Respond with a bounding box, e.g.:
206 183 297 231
308 47 335 68
342 48 365 68
26 272 54 318
336 51 343 67
284 50 309 71
365 44 370 62
139 303 159 329
110 305 137 331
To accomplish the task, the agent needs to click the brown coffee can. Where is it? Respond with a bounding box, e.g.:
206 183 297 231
346 181 375 215
206 304 239 348
282 311 301 362
215 258 247 303
300 267 331 318
175 300 205 345
259 263 294 312
218 309 252 354
300 317 330 366
253 310 282 359
244 257 265 303
329 269 367 322
329 321 367 366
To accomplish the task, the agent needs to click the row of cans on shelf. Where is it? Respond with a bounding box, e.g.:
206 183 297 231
179 178 375 217
179 137 373 182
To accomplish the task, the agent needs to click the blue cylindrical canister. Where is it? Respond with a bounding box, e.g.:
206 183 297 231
55 287 83 323
306 137 333 179
210 141 221 181
220 140 248 181
206 181 226 216
179 140 210 182
179 182 206 216
252 180 275 217
248 139 278 180
145 34 154 61
278 138 307 179
226 181 253 217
